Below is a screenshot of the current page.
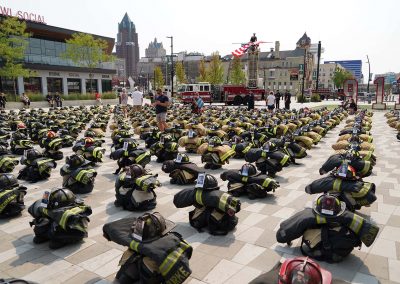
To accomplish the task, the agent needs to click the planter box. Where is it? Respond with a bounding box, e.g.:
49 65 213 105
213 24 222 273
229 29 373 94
4 99 118 110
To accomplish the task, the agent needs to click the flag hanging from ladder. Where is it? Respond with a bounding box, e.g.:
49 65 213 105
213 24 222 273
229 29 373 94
231 41 263 58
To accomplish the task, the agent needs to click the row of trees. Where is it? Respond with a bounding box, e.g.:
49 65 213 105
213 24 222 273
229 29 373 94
153 52 247 89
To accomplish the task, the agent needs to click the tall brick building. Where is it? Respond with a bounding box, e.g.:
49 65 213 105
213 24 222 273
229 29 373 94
116 13 139 79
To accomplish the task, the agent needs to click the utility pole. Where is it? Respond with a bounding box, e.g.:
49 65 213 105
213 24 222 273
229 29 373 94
366 55 371 92
167 36 174 98
315 41 321 91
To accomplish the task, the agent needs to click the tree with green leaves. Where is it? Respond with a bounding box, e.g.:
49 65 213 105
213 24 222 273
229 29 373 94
332 67 354 89
197 58 207 82
206 52 224 85
175 61 186 84
63 32 113 92
0 17 33 99
229 56 246 85
154 66 165 89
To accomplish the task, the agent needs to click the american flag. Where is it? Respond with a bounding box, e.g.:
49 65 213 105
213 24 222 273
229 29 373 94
231 41 262 57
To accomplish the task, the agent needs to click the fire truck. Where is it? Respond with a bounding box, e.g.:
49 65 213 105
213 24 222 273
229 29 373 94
177 42 266 105
177 83 265 105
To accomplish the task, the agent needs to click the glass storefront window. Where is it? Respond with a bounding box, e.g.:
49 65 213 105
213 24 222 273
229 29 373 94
24 77 42 93
0 77 18 94
47 77 63 93
67 79 81 93
102 80 112 92
86 79 98 93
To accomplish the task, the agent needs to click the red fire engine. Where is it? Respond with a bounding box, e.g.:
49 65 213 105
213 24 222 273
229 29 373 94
177 83 265 105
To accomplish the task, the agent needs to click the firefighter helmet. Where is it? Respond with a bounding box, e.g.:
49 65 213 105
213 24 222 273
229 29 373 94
239 163 257 177
47 131 56 139
160 134 173 143
66 154 86 168
0 173 19 190
127 164 146 179
0 145 8 155
48 187 77 209
194 173 219 191
174 153 190 163
208 136 222 147
85 137 95 147
84 130 96 138
17 122 26 129
25 149 43 161
279 257 332 284
313 194 346 217
130 212 175 243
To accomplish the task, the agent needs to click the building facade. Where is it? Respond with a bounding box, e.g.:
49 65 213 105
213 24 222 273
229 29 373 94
312 63 344 89
0 16 115 95
115 13 139 79
374 72 397 84
324 60 363 82
145 38 166 58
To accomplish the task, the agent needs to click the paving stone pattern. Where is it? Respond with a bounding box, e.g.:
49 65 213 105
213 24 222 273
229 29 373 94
0 110 399 284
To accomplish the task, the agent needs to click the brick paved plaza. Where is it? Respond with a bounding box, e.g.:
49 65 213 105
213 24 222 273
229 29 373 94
0 105 399 284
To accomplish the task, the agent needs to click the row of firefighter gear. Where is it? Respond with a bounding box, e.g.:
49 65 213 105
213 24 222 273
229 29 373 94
385 110 400 140
276 110 379 263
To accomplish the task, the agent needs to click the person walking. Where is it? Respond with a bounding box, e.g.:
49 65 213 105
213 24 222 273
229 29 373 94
95 91 102 105
284 90 292 110
131 87 143 112
120 88 129 118
248 92 255 110
266 91 275 113
275 90 281 109
0 93 7 110
152 88 169 132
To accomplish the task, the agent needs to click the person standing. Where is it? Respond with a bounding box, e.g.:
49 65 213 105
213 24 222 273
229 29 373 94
0 93 6 110
248 92 255 110
275 90 281 109
54 92 62 107
131 87 143 112
120 88 129 118
284 90 292 110
153 88 169 132
95 91 102 105
266 92 275 113
46 93 54 108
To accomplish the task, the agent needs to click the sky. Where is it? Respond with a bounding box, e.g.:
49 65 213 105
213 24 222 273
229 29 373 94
2 0 400 81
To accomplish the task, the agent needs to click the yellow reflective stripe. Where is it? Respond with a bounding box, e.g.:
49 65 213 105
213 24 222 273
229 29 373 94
195 189 203 206
171 143 178 151
364 151 372 161
59 207 85 230
135 175 152 191
159 241 191 276
48 138 62 147
129 240 140 252
262 178 271 188
231 145 236 151
0 190 16 213
243 145 252 154
261 151 267 158
220 149 235 162
241 176 248 183
316 214 327 224
280 155 289 166
349 214 364 234
332 179 342 192
119 172 126 181
352 182 371 198
76 169 96 182
360 161 371 176
0 157 10 168
135 152 149 163
218 193 229 212
259 135 266 143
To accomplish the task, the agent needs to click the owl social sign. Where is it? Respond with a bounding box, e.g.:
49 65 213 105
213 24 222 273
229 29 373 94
0 5 46 24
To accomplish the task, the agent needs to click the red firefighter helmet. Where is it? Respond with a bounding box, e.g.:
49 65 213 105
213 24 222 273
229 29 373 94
17 122 26 129
85 137 95 147
279 257 332 284
47 131 56 139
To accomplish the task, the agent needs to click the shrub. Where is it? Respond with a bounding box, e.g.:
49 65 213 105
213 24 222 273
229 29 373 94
311 93 321 102
296 93 309 103
62 93 95 100
102 92 117 99
26 92 45 102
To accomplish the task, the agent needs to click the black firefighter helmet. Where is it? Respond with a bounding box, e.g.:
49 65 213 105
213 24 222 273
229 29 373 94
194 173 219 191
0 173 19 190
66 154 91 168
239 163 257 177
47 187 78 209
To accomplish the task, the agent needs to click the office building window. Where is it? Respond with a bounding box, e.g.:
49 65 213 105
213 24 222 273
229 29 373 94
24 77 42 93
47 77 63 93
0 77 18 94
284 82 287 86
86 79 98 93
67 79 81 93
102 80 112 92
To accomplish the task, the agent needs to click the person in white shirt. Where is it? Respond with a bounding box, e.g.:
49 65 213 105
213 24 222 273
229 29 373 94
131 87 143 111
266 92 276 112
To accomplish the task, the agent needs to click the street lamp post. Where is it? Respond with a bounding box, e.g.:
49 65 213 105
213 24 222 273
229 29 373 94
167 36 174 98
366 55 371 93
